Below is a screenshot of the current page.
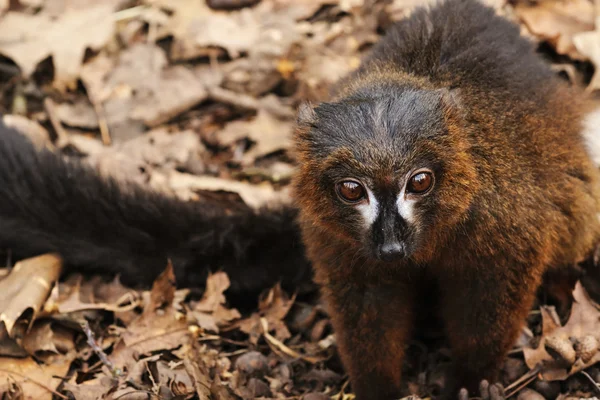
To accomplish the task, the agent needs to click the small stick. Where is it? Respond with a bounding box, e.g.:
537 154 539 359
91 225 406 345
44 98 69 147
504 365 541 398
80 321 122 377
260 318 323 364
580 370 600 394
0 367 68 399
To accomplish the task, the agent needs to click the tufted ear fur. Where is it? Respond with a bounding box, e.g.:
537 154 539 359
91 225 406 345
437 87 462 111
296 102 317 127
294 101 318 151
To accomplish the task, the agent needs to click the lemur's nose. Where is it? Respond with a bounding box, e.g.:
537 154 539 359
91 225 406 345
378 242 405 261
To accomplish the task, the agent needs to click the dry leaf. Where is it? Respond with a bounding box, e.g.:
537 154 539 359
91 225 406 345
81 44 219 140
150 0 273 59
523 281 600 380
63 376 115 400
50 276 139 316
514 0 595 59
0 254 62 336
147 261 176 314
22 321 60 355
190 272 241 333
167 171 290 209
0 356 70 400
0 3 120 90
110 264 191 370
150 359 196 398
573 17 600 92
239 284 295 344
55 100 99 129
219 109 294 163
2 115 52 150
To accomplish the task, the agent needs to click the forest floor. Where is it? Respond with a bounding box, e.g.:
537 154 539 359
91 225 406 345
1 0 600 399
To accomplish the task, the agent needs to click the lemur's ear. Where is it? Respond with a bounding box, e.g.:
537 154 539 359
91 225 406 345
437 87 462 111
296 102 317 127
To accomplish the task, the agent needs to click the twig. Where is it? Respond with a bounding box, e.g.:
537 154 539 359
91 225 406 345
580 370 600 394
80 321 122 377
260 318 324 364
91 97 111 146
504 365 541 398
0 367 68 399
80 80 112 146
43 98 69 147
112 5 148 22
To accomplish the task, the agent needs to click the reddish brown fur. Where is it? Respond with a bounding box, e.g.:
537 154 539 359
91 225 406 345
292 0 600 398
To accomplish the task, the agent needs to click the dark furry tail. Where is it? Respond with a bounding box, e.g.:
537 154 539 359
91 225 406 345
0 121 312 295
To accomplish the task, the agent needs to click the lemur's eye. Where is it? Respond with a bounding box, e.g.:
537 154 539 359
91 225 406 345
336 180 366 203
406 171 434 194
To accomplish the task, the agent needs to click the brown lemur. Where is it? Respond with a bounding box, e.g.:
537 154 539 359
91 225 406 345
0 0 599 398
293 0 600 398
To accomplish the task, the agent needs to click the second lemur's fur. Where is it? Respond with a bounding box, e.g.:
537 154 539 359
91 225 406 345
0 122 311 295
293 0 600 398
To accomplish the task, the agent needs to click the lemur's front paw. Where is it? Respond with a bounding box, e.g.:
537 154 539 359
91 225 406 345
457 380 505 400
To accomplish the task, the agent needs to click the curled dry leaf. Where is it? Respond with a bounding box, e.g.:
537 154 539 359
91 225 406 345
573 18 600 92
523 281 600 381
239 284 295 344
0 254 62 336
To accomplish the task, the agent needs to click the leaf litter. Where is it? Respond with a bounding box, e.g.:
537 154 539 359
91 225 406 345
1 0 600 398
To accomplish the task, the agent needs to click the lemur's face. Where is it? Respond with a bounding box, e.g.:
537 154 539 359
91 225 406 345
293 85 478 264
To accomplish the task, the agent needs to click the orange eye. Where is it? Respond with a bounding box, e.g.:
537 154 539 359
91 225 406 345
336 180 366 203
406 171 434 194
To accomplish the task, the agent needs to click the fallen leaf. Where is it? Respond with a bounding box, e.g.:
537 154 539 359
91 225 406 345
239 284 295 344
147 261 176 314
62 376 114 400
0 356 70 400
523 281 600 380
0 2 120 90
573 17 600 92
167 171 290 209
110 264 191 370
149 359 196 399
219 109 294 163
49 276 139 316
514 0 595 59
2 114 52 150
0 254 62 336
81 44 219 140
190 272 241 333
55 100 99 129
22 321 59 355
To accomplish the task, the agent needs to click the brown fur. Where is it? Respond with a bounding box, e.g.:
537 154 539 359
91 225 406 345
292 0 600 398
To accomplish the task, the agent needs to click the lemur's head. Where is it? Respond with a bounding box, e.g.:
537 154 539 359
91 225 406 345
293 78 478 264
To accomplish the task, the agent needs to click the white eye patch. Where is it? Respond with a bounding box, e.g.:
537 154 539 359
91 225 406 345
582 107 600 168
396 187 416 224
353 185 417 229
355 186 379 228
